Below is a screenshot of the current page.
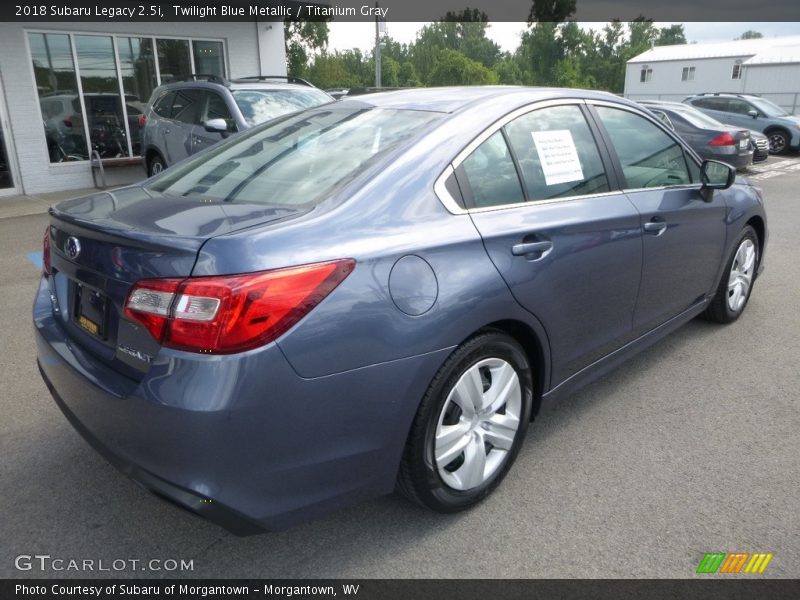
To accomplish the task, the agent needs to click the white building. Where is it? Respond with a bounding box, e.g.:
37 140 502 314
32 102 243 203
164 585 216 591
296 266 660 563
0 21 287 199
624 36 800 113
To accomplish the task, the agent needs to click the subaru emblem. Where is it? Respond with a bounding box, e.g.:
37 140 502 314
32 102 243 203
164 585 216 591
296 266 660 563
65 236 81 260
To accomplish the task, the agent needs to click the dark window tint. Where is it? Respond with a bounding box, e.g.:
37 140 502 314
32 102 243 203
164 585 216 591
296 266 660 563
152 91 175 117
692 97 729 111
170 89 201 123
727 99 754 115
460 131 524 208
595 106 691 189
504 105 609 201
205 92 232 120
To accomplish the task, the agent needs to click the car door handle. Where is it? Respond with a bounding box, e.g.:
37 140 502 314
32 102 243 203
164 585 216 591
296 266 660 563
511 241 553 258
643 220 667 235
163 128 170 134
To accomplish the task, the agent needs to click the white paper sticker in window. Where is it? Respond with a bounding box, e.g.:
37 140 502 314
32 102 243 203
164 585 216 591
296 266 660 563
531 129 584 186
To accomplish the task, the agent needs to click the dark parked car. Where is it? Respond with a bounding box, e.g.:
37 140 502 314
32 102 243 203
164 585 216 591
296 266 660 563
684 92 800 154
35 87 767 533
141 74 333 176
640 100 753 170
749 130 770 163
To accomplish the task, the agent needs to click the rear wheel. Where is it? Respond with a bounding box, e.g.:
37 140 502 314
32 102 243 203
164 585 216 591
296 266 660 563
767 130 789 155
148 155 166 177
397 331 533 512
703 226 759 323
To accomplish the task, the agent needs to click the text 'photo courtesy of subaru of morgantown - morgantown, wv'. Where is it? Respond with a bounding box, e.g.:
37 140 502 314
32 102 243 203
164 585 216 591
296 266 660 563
34 87 767 534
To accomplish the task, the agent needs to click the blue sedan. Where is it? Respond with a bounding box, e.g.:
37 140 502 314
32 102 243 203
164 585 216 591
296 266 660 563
34 87 767 533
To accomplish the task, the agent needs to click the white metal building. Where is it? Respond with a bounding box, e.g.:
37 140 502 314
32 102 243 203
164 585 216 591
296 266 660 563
624 36 800 113
0 21 287 198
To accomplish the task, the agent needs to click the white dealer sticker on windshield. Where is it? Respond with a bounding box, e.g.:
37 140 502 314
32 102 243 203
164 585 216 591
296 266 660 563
531 130 584 186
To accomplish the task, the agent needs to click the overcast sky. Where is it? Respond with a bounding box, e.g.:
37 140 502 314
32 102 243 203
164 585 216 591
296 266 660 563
327 22 800 55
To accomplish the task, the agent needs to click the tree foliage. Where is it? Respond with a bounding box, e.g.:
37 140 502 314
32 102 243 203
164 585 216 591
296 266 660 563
299 18 690 95
737 30 763 40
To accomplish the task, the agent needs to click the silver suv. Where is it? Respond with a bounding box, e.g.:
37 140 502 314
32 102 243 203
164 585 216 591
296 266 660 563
683 93 800 155
141 74 333 176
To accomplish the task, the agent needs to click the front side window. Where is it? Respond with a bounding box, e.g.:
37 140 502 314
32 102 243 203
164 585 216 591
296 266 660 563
595 106 692 189
146 107 441 207
503 104 610 201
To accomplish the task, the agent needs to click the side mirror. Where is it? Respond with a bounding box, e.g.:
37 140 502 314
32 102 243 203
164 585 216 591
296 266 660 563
700 160 735 201
204 118 229 137
748 109 758 118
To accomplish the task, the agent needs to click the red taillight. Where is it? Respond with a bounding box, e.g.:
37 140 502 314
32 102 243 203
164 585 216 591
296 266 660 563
42 226 51 276
137 114 146 129
124 260 355 354
709 132 736 146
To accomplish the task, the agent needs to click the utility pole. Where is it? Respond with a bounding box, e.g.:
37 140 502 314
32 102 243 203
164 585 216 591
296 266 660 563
374 2 382 88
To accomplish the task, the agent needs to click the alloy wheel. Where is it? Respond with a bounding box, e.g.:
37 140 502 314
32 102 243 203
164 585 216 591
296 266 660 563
727 239 756 313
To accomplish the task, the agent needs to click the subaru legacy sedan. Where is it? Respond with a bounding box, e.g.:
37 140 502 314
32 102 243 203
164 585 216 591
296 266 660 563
35 87 767 534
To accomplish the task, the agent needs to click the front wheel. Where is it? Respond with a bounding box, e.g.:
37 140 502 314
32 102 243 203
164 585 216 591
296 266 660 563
703 225 759 323
397 331 533 512
767 130 789 155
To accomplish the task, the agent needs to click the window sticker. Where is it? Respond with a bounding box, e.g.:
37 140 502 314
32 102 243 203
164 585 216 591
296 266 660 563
531 130 585 186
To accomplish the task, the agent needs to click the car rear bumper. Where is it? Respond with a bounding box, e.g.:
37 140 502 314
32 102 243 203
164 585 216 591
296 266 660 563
34 277 451 533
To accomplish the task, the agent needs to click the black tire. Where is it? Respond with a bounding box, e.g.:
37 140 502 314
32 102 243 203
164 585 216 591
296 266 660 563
703 225 759 324
397 330 533 512
767 130 789 155
148 154 166 177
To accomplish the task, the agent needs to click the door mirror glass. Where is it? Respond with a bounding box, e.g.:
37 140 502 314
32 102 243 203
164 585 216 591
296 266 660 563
701 160 735 190
204 118 228 134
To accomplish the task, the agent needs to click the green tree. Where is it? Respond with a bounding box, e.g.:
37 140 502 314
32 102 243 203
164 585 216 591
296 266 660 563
736 30 763 40
656 24 687 46
427 48 499 86
528 0 577 23
284 20 330 78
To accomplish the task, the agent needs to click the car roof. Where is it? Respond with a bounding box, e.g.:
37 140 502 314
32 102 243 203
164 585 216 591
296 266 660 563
156 80 318 93
334 86 623 114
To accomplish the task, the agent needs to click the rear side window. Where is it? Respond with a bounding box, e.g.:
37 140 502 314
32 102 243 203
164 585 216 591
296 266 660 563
152 91 174 117
460 131 524 208
504 105 610 201
595 106 691 189
692 97 729 111
170 89 202 123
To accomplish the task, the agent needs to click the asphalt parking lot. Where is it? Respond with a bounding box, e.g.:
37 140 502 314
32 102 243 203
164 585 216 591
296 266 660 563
1 155 798 579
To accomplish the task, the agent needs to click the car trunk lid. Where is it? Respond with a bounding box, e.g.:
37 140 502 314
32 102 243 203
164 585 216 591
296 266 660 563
46 186 305 380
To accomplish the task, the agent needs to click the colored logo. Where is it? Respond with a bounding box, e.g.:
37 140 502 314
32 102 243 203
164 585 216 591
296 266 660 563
696 552 773 574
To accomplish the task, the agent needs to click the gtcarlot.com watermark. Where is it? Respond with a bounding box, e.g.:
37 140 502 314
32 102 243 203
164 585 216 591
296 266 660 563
15 554 194 573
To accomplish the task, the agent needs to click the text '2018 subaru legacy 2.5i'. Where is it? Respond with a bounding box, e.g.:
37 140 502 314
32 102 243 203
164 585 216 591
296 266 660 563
35 87 767 534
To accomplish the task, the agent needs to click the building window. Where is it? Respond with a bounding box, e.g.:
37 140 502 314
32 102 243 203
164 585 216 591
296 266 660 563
28 31 226 163
640 66 653 83
732 61 743 80
681 66 695 81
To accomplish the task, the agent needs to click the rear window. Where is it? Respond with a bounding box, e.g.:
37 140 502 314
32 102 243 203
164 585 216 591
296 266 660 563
670 106 725 129
232 89 332 126
145 106 441 207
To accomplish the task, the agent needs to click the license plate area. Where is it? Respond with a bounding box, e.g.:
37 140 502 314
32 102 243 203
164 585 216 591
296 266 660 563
739 139 749 150
73 283 108 340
